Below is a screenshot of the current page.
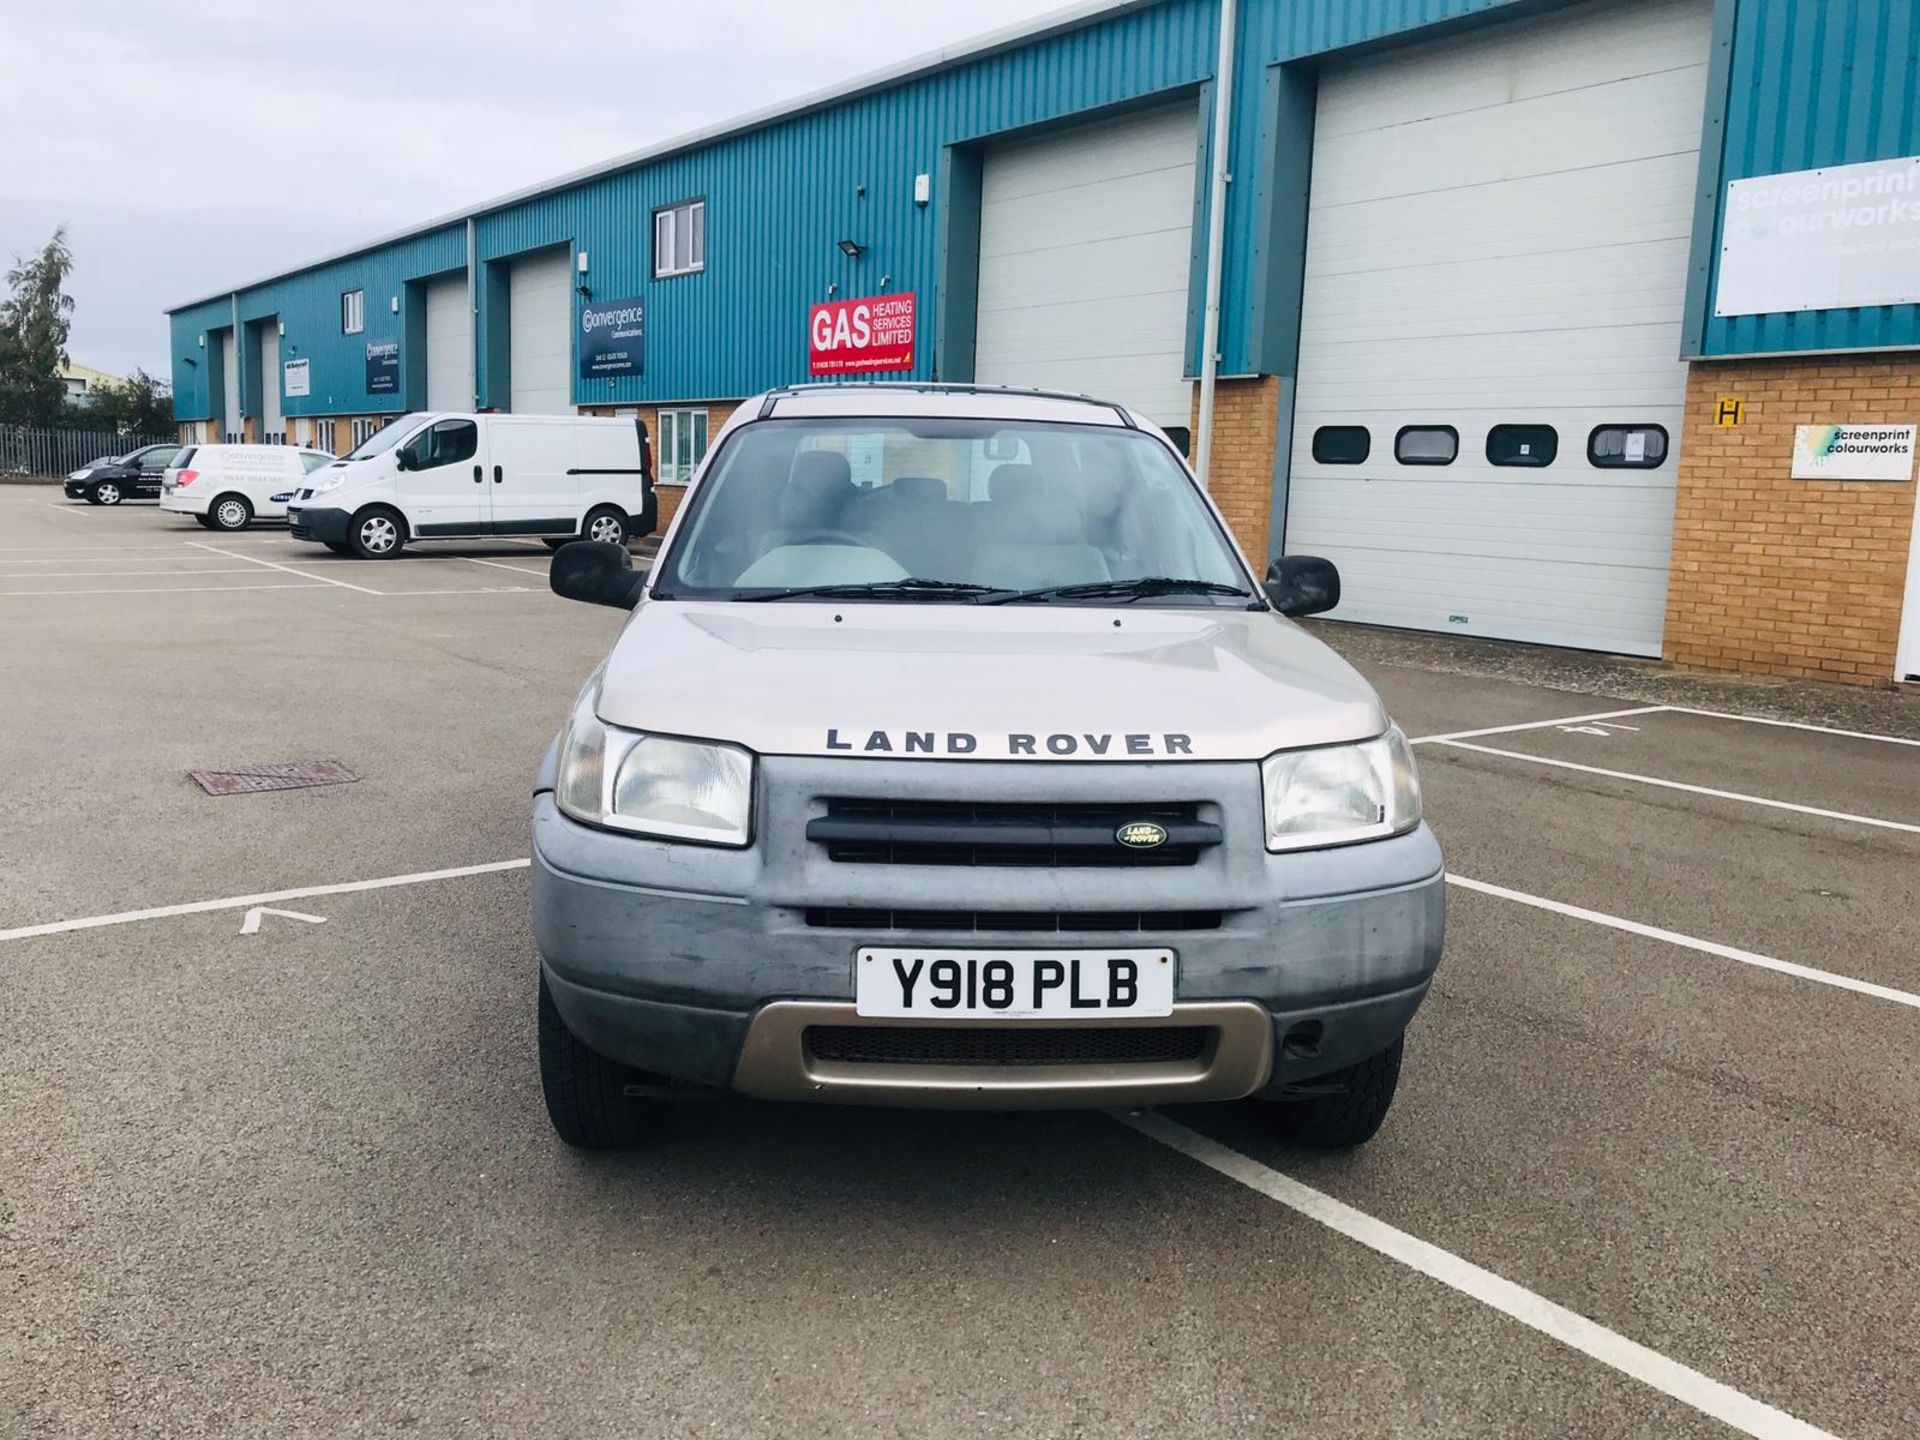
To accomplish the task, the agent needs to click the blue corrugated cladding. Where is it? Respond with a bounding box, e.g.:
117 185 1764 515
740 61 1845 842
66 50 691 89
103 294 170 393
167 299 231 421
1703 0 1920 355
169 0 1920 422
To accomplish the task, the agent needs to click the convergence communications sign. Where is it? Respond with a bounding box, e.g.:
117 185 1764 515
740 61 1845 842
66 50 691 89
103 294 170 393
1716 155 1920 316
580 296 644 380
809 292 916 375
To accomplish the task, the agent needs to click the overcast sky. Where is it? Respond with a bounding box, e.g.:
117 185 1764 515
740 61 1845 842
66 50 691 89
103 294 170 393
0 0 1073 381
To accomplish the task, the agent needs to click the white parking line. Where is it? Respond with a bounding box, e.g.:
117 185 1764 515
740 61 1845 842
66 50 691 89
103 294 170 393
0 567 263 579
1660 704 1920 749
0 582 331 597
1434 741 1920 836
186 540 383 595
0 859 531 942
1448 873 1920 1010
1407 707 1669 744
462 556 550 576
1120 1112 1840 1440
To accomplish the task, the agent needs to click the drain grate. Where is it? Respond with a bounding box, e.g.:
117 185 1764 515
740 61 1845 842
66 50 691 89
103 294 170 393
190 760 359 796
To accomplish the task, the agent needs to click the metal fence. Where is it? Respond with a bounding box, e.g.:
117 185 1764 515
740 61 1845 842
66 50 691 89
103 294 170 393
0 424 176 478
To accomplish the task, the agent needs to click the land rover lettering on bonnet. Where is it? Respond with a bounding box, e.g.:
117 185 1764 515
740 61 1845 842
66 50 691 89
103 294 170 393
533 383 1442 1152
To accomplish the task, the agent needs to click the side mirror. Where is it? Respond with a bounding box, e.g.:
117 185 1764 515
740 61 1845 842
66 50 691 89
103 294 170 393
393 449 413 472
551 540 646 611
1264 555 1340 617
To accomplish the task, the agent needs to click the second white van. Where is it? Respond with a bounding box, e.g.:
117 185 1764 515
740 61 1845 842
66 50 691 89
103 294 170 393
286 412 655 558
159 444 339 530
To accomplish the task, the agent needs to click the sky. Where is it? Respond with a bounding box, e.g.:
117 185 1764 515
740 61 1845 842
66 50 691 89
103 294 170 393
0 0 1076 381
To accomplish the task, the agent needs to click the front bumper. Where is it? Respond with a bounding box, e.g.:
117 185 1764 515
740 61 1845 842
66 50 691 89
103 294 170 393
286 505 351 544
64 480 90 498
531 755 1445 1109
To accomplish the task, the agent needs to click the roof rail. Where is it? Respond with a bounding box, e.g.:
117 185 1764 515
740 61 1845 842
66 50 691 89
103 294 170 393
754 381 1137 429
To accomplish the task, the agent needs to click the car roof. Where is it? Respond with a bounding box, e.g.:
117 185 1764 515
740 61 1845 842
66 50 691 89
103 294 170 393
752 383 1139 428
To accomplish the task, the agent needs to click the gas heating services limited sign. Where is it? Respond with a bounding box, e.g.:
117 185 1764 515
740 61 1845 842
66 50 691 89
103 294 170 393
809 292 916 375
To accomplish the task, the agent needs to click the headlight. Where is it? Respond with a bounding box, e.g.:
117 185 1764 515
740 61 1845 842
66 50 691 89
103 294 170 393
554 685 753 846
310 473 346 494
68 469 89 480
1262 725 1421 851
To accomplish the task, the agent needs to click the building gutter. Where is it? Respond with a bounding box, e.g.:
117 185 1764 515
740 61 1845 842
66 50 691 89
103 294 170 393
1194 0 1238 487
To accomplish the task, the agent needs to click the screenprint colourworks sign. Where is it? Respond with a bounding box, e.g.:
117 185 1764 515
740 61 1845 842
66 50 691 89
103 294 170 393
809 292 916 375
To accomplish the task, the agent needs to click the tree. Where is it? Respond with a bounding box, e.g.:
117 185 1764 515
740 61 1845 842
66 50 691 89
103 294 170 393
0 227 76 427
78 368 173 437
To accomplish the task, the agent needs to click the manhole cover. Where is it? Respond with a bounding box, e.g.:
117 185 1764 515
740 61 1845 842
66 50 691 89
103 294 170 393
190 761 360 796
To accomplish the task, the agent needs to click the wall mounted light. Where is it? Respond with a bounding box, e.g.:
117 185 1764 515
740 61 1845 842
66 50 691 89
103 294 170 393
181 356 198 368
576 283 593 300
277 320 286 336
198 333 206 347
879 274 892 289
390 296 400 313
577 252 590 274
837 238 867 259
914 173 931 205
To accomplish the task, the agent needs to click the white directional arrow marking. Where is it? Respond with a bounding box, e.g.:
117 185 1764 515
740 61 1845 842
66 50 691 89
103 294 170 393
239 906 328 936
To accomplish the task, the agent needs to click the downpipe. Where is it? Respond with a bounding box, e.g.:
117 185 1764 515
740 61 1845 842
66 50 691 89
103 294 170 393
1194 0 1239 487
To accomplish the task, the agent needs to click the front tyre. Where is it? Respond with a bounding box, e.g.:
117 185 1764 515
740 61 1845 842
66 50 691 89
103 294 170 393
582 505 629 547
1256 1035 1403 1149
193 512 220 530
209 494 253 531
92 481 122 506
348 505 406 559
538 970 656 1149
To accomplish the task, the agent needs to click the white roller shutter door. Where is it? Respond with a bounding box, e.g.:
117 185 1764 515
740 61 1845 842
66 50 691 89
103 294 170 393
508 249 573 415
220 331 240 442
425 275 473 412
258 325 282 441
974 102 1199 428
1285 0 1712 655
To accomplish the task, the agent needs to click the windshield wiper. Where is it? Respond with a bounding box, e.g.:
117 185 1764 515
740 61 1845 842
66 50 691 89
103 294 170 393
980 576 1254 606
735 578 1004 603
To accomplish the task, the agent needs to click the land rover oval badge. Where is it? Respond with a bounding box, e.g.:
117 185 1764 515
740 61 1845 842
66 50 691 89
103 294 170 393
1115 821 1169 850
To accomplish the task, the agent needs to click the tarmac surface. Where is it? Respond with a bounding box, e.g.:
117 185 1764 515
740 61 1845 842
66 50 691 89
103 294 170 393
2 486 1914 1439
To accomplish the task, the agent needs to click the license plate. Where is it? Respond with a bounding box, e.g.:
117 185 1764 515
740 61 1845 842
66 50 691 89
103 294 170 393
855 948 1173 1019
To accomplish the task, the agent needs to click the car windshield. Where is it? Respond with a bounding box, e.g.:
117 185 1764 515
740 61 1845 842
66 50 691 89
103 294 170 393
652 417 1252 605
342 415 418 461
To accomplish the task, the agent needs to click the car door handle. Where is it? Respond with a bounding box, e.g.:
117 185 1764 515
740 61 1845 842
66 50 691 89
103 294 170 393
472 465 482 484
493 466 503 484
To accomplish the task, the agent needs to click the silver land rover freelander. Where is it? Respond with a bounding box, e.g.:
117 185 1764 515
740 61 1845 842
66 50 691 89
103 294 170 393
532 384 1443 1149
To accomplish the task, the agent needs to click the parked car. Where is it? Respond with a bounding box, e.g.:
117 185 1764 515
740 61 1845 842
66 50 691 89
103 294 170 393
158 444 337 531
285 412 654 559
64 443 181 505
530 383 1443 1152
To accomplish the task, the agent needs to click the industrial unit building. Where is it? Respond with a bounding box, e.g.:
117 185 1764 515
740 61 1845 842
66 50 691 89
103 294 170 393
167 0 1920 685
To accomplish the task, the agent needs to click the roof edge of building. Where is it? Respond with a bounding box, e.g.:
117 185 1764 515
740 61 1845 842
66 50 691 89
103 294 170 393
164 0 1150 315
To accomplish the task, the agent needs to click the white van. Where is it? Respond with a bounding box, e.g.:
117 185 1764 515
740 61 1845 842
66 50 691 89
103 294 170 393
159 444 338 531
285 412 654 558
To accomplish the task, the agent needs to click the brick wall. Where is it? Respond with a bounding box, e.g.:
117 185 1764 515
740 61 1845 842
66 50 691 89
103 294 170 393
580 400 741 533
1189 376 1279 567
1665 357 1919 685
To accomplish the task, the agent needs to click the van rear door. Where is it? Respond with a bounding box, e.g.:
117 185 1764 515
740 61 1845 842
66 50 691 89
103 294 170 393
488 419 579 537
575 419 654 534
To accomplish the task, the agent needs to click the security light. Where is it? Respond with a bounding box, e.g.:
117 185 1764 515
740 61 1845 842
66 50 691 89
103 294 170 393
837 238 867 259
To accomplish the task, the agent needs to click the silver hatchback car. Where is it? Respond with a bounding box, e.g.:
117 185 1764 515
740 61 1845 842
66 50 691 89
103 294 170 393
532 384 1443 1149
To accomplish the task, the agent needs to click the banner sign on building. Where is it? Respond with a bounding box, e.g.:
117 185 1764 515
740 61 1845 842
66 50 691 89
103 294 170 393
1716 156 1920 317
283 357 310 398
580 295 645 379
365 340 400 396
809 292 916 375
1790 424 1917 482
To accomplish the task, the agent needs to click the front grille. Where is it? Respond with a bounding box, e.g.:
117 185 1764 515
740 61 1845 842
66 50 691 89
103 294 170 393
806 1025 1208 1067
810 799 1218 868
805 907 1221 933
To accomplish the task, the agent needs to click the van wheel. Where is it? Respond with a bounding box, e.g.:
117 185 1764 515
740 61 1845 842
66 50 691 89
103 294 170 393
93 481 122 506
542 537 572 551
193 513 219 529
348 506 405 559
583 506 628 547
324 541 353 555
209 494 252 531
538 970 657 1149
1256 1035 1403 1149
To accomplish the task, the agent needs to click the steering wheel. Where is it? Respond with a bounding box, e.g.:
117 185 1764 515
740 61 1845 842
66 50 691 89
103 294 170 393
782 528 869 547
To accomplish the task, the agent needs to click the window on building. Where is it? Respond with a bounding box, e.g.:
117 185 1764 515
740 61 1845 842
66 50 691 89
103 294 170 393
658 407 710 483
653 200 706 278
1588 424 1669 469
1486 424 1559 468
1395 425 1458 466
341 289 365 335
351 417 382 448
315 419 338 453
1312 426 1371 465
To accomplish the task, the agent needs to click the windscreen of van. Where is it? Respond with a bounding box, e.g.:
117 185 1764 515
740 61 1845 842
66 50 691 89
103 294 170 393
653 418 1251 603
343 415 420 461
